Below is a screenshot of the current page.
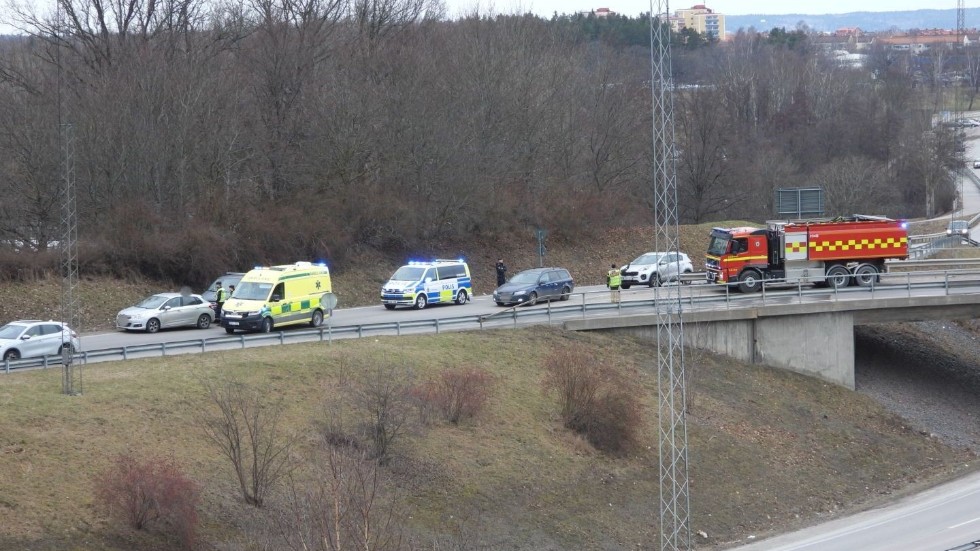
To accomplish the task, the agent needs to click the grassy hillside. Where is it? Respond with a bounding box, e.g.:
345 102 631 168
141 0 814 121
0 327 974 550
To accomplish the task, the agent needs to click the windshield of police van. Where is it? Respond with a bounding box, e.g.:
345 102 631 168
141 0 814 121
391 266 426 281
234 282 273 301
707 234 730 256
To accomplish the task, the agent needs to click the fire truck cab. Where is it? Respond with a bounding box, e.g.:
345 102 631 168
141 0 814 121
705 215 908 293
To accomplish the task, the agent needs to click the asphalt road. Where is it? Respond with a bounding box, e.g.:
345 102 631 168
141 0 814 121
726 469 980 551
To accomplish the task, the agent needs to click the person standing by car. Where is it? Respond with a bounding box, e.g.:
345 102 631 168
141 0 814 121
496 259 507 286
215 281 226 321
607 263 621 303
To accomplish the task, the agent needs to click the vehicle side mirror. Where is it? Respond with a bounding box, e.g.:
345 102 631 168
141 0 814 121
424 277 432 283
20 335 30 340
162 306 171 311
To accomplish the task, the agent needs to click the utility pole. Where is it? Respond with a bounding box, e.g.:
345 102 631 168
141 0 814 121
649 2 690 550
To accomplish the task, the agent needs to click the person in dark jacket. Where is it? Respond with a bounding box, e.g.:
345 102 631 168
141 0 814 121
495 259 507 286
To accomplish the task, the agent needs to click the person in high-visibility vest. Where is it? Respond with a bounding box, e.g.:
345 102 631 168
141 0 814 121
215 281 227 321
607 264 621 303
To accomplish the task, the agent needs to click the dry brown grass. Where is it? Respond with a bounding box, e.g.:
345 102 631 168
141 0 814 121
0 327 975 550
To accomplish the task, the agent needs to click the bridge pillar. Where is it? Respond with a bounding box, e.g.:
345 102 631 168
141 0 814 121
582 311 856 390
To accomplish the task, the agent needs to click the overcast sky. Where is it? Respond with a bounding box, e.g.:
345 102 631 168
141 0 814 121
442 0 980 19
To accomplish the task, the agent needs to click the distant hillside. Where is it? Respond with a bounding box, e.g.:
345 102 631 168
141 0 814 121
727 8 980 34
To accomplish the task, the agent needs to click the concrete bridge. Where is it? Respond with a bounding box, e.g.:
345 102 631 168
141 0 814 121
564 294 980 389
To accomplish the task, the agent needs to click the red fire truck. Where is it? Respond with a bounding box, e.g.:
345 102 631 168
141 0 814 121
705 215 909 292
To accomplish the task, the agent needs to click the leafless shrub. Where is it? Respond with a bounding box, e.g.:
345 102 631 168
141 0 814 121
199 378 295 507
276 441 405 551
94 453 201 549
414 367 494 425
352 357 417 464
541 344 642 456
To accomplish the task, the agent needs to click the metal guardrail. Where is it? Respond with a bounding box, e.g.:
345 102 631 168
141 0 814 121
5 268 980 374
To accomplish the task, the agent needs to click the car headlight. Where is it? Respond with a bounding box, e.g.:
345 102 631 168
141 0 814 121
514 290 526 295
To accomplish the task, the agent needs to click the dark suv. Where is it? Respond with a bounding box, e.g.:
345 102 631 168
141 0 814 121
493 267 574 306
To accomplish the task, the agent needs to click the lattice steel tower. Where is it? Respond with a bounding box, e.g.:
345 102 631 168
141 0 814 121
649 1 690 549
58 5 82 395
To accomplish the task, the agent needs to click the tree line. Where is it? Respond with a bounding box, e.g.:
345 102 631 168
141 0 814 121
0 1 959 284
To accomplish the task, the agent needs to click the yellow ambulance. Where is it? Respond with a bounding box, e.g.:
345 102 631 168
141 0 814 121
220 261 334 333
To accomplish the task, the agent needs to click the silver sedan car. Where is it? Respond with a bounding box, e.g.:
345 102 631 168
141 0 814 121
116 293 215 333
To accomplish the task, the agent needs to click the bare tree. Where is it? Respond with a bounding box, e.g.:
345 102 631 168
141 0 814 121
277 438 405 551
352 356 416 464
199 378 295 507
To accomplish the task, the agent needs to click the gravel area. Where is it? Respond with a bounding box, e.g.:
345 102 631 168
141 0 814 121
855 320 980 453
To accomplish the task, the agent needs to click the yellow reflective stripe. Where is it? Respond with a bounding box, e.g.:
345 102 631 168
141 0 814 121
721 255 767 263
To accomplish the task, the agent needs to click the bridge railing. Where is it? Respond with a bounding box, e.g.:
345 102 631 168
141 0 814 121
5 268 980 374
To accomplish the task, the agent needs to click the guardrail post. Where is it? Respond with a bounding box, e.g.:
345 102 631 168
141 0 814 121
761 282 767 304
3 360 7 374
123 346 128 360
240 335 246 349
201 339 206 353
279 332 285 345
907 272 912 298
357 326 363 338
435 319 440 334
945 271 950 295
547 300 551 323
161 343 167 356
397 322 401 336
582 293 586 319
512 309 518 328
725 283 731 309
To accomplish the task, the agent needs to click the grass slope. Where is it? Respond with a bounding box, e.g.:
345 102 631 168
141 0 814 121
0 327 973 550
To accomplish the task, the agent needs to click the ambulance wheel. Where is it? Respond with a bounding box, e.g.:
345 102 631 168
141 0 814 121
310 309 324 327
260 317 273 333
384 304 396 310
737 269 762 293
853 264 878 288
455 289 468 305
825 265 850 290
414 294 427 310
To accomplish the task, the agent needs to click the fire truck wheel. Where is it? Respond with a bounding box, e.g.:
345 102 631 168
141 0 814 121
737 269 762 293
825 265 851 289
853 264 878 287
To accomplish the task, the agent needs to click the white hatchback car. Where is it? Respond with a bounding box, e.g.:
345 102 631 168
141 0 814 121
116 293 215 333
0 320 80 361
620 252 694 289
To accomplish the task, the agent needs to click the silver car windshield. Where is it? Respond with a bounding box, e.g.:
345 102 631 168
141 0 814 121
0 324 26 339
136 295 169 309
632 253 664 265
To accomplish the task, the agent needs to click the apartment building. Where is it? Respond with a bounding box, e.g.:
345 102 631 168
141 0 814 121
670 4 726 40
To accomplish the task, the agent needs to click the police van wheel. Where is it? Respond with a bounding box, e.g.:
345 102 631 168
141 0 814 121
260 317 273 333
384 304 396 310
414 295 427 310
455 289 468 305
310 309 324 328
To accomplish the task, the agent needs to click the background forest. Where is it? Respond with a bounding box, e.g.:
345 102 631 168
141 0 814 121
0 0 965 285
